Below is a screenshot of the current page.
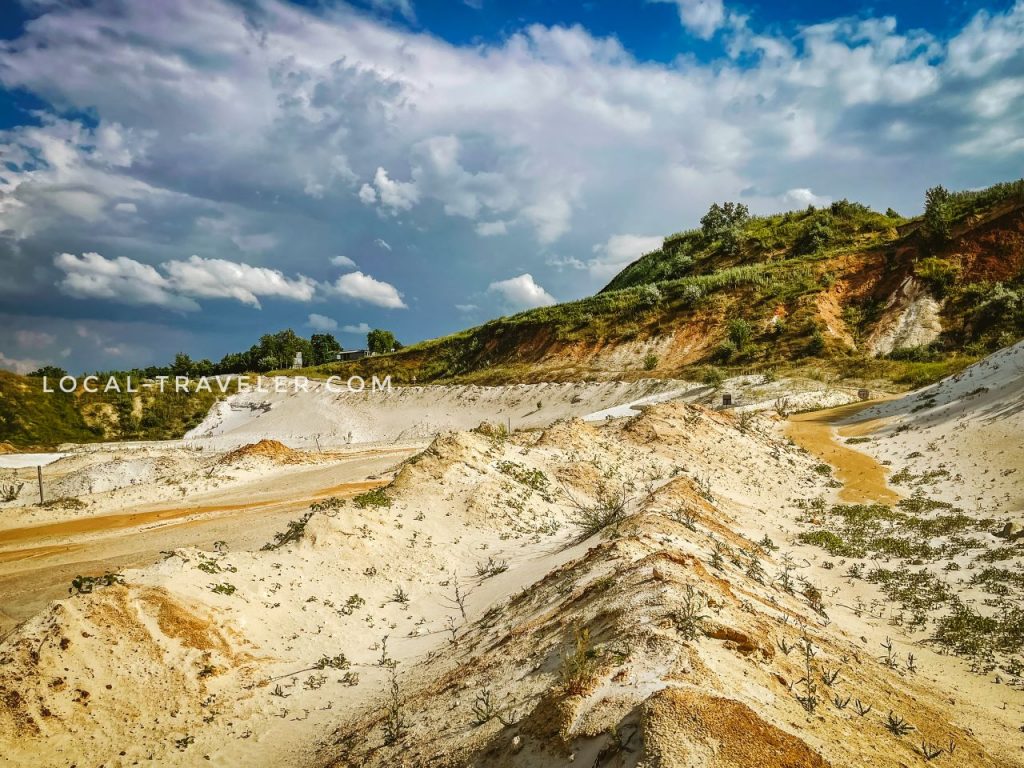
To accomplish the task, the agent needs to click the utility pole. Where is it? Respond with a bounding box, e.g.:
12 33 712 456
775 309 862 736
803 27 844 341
37 465 44 505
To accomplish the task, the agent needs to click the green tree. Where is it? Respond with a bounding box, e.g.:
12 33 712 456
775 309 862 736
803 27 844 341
367 329 399 355
27 365 68 379
247 329 312 371
216 352 249 374
923 185 952 246
171 353 194 376
700 201 749 256
310 333 342 366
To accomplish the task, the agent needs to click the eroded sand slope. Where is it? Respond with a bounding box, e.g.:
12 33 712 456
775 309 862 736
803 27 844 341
0 358 1021 766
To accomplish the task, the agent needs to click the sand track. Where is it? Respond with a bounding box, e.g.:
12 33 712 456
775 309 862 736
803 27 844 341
786 399 901 504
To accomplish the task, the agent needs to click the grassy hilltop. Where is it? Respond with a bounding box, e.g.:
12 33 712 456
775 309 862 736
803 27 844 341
294 178 1024 386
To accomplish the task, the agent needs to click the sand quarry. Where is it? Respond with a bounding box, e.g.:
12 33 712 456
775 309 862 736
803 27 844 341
0 356 1021 766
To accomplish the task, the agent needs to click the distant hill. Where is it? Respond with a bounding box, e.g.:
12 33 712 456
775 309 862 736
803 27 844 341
298 178 1024 387
0 371 222 449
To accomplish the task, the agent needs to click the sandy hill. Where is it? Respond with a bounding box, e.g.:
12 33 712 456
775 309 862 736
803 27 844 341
2 342 1022 766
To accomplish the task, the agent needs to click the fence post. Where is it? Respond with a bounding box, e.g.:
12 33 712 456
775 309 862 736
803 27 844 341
37 465 44 505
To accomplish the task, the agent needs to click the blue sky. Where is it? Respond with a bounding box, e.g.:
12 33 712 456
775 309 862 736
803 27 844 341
0 0 1022 374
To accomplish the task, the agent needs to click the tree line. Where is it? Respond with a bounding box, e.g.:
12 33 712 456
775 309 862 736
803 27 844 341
28 328 403 380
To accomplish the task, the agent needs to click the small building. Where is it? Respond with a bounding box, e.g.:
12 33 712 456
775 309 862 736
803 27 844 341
722 393 733 407
292 351 303 369
332 349 369 362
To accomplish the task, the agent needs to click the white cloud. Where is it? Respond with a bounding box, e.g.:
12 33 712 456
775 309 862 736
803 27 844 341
54 252 318 310
1 0 1023 334
367 167 420 213
370 0 415 22
54 252 199 311
588 234 663 280
331 254 357 268
781 188 831 208
475 220 508 237
162 255 316 308
455 303 479 312
342 322 371 334
358 184 378 204
113 202 137 213
307 313 338 331
0 352 43 374
653 0 726 39
329 271 407 308
974 77 1024 118
374 239 392 252
487 273 556 310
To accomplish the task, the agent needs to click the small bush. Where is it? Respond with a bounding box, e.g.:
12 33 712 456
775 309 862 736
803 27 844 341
559 626 600 695
353 487 391 509
262 512 312 550
642 353 659 371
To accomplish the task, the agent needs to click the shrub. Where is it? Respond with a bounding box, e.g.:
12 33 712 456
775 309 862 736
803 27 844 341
797 216 834 255
714 339 737 362
0 482 23 502
559 626 600 695
806 329 827 356
261 512 313 550
353 487 391 509
643 353 658 371
915 257 960 296
727 318 752 350
699 366 725 387
637 284 662 308
568 482 630 540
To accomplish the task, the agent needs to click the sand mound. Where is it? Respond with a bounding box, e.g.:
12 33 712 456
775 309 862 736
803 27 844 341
219 439 299 464
51 455 179 497
642 689 831 767
0 442 15 454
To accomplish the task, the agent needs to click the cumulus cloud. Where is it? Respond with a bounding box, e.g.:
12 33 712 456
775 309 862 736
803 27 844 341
1 0 1023 366
162 256 316 308
307 313 338 331
487 273 556 310
653 0 727 39
588 234 664 280
331 255 357 268
55 252 199 311
342 322 371 334
363 167 420 213
329 271 407 308
781 188 832 208
54 252 318 310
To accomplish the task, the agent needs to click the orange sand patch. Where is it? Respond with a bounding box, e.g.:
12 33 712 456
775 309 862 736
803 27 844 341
787 400 900 504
